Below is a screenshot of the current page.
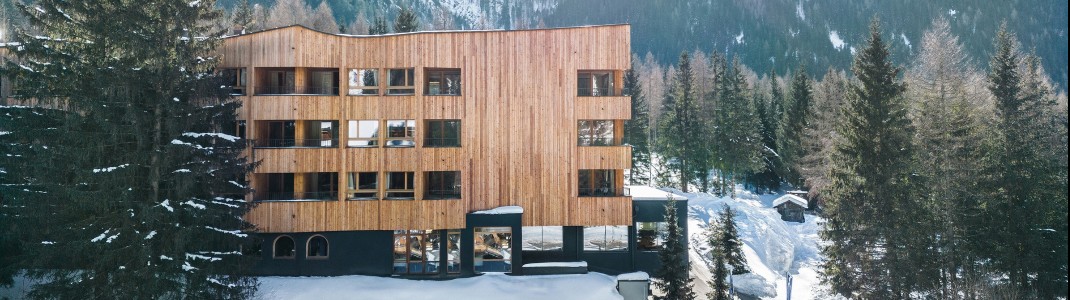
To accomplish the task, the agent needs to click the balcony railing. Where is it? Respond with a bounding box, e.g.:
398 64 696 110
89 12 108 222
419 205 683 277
256 85 339 95
253 139 339 148
579 187 626 197
577 87 619 97
259 191 337 201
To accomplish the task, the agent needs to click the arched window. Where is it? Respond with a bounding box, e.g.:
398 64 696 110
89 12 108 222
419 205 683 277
273 235 295 259
307 235 329 259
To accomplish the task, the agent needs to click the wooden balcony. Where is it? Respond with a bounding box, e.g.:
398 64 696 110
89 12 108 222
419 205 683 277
576 145 632 170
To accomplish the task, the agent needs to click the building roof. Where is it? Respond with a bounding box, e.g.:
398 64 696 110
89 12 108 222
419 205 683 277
223 23 630 40
626 186 688 201
773 194 808 208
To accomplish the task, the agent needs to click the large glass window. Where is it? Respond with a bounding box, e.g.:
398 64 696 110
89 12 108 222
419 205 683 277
261 69 296 94
273 235 295 259
307 235 329 259
474 227 512 273
636 222 668 251
522 226 563 251
425 171 461 200
578 169 619 197
347 120 380 147
306 69 339 95
425 120 461 147
305 121 338 147
385 172 415 199
346 172 379 200
393 230 439 274
221 68 247 95
387 68 415 95
425 68 461 95
577 71 614 96
348 68 379 95
264 173 295 200
577 120 615 146
300 172 337 200
583 226 628 251
386 120 416 147
447 230 461 273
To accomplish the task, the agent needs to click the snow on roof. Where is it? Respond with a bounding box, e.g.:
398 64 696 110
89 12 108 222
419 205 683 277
626 186 688 201
471 206 523 215
773 194 808 208
786 190 808 194
225 24 629 40
617 271 650 281
523 261 587 268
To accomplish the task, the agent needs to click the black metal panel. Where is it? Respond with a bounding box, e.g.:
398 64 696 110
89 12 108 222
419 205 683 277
253 231 394 276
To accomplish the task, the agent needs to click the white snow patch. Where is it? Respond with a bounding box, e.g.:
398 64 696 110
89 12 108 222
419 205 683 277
90 229 110 243
901 33 912 50
735 31 745 44
40 241 55 245
186 253 222 262
173 169 191 173
948 9 957 16
160 255 174 261
471 206 523 215
92 164 129 173
144 231 157 240
772 194 808 208
617 271 649 281
182 132 240 142
159 199 174 212
795 2 806 21
206 226 248 237
849 46 857 55
523 261 587 268
182 261 197 272
828 31 846 51
182 200 206 210
626 185 687 201
105 232 120 243
256 272 623 300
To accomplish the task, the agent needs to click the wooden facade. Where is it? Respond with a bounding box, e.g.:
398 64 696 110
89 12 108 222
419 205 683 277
219 25 633 233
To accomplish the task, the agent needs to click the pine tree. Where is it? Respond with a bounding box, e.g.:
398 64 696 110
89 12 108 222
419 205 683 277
624 57 652 185
779 68 814 187
231 0 253 32
370 15 389 35
820 18 934 298
709 57 762 196
707 247 730 300
653 197 695 300
266 0 312 29
714 205 748 274
0 0 257 298
798 68 847 205
657 52 703 192
749 81 781 192
310 1 340 34
979 23 1068 298
394 6 419 33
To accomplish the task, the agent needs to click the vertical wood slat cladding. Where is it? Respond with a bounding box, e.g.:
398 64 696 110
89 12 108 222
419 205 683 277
220 25 632 232
255 148 341 173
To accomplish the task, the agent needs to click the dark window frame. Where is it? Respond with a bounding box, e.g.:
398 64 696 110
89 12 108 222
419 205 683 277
425 171 461 200
424 120 461 148
387 68 416 95
273 235 296 259
424 68 462 96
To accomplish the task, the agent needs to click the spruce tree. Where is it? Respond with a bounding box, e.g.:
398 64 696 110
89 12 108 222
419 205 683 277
394 6 419 33
231 0 253 32
369 15 389 35
0 0 257 298
819 18 934 298
657 52 703 192
979 24 1068 298
714 205 748 274
624 59 652 185
653 197 694 300
709 57 762 196
750 81 781 192
707 247 730 300
779 67 814 187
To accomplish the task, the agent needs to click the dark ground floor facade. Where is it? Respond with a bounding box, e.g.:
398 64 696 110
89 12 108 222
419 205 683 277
252 198 688 277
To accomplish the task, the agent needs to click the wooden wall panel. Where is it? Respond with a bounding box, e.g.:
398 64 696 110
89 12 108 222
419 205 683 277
255 148 341 173
228 25 634 233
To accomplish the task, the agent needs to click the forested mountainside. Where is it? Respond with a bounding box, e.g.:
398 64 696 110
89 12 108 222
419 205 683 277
205 0 1067 88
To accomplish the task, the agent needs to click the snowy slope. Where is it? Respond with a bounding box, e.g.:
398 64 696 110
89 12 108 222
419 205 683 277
663 186 842 299
255 272 623 300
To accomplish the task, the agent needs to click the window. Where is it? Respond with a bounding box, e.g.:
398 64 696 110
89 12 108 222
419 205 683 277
299 172 337 200
387 68 415 95
446 230 461 273
264 173 295 200
425 171 461 200
385 172 415 199
577 71 614 96
273 235 295 259
425 68 461 95
346 172 379 200
304 121 338 147
258 121 296 148
578 169 619 197
260 68 295 94
522 226 563 251
348 68 379 95
306 69 339 95
425 120 461 147
577 120 615 146
385 120 416 147
636 222 667 251
221 68 247 95
347 120 380 147
584 226 628 251
393 230 439 274
307 235 329 259
474 227 512 273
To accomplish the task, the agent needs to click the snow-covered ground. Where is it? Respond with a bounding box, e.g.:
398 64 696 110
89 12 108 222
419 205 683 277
256 272 623 300
670 186 842 300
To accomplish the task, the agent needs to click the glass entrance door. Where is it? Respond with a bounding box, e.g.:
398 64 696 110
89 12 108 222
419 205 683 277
473 227 512 273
